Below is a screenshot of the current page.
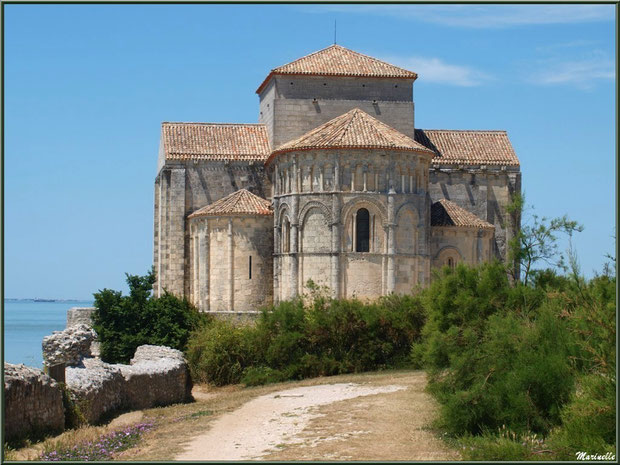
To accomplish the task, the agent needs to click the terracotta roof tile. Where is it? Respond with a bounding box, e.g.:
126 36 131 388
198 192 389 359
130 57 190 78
256 45 417 93
162 122 270 161
415 129 519 167
431 199 494 229
188 189 272 218
268 108 434 163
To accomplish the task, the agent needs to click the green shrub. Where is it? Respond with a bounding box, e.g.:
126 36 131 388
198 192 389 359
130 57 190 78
92 269 205 364
186 289 426 386
185 319 256 386
417 259 616 460
240 366 286 386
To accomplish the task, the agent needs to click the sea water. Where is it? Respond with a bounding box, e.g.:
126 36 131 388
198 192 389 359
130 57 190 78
3 300 94 369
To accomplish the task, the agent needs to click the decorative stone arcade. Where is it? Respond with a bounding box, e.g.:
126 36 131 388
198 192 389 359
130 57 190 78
267 108 434 303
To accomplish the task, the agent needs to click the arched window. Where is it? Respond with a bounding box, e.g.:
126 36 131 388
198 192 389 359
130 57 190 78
356 208 370 252
447 257 456 269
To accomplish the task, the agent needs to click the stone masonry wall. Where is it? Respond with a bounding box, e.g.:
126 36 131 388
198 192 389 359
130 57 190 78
273 148 432 302
231 216 274 312
260 76 415 148
3 363 65 441
66 307 96 328
155 160 272 300
430 226 494 270
429 167 521 262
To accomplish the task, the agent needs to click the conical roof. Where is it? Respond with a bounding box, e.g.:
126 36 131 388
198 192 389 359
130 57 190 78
431 199 494 229
267 108 434 163
188 189 272 218
256 44 417 93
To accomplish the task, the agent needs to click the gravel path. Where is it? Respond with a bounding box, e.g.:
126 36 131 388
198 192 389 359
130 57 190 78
176 383 406 461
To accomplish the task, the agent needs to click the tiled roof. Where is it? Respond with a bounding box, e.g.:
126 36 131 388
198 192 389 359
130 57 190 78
415 129 519 167
431 199 494 229
188 189 272 218
162 122 270 161
268 108 434 163
256 44 417 93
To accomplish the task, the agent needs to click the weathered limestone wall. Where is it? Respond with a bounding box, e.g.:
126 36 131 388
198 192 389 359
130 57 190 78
120 346 193 410
429 167 521 262
232 216 274 311
259 76 415 148
66 307 96 327
272 148 432 302
65 345 192 424
3 364 65 441
190 215 273 312
155 160 272 300
430 226 495 270
343 254 384 299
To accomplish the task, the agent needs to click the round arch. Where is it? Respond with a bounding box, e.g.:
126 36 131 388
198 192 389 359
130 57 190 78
299 200 332 228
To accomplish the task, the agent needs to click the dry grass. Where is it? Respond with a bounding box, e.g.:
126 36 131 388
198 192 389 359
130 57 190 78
6 369 459 461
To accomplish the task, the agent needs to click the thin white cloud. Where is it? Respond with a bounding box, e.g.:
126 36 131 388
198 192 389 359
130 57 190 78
301 4 614 29
385 56 492 87
529 53 615 90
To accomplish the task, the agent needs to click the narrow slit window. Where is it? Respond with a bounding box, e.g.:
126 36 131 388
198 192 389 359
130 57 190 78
355 208 370 252
249 256 252 279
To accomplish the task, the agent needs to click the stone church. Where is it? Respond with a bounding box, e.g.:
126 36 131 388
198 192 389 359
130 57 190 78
153 45 521 313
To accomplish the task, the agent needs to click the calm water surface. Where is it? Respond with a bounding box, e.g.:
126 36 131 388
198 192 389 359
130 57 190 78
3 300 94 369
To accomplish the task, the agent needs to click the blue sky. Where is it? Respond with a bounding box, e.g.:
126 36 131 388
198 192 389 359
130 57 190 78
3 3 616 299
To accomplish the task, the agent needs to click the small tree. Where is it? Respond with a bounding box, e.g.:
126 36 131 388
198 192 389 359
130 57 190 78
92 268 204 364
507 194 583 285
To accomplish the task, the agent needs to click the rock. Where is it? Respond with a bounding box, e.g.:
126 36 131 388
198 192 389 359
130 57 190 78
121 345 193 409
65 358 124 424
42 324 97 367
3 363 64 441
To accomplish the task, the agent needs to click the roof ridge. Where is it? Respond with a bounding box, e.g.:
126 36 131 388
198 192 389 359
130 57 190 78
162 122 266 127
417 128 507 133
272 44 339 72
338 108 362 144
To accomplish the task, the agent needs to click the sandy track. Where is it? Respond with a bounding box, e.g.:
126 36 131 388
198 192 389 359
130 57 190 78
176 383 405 461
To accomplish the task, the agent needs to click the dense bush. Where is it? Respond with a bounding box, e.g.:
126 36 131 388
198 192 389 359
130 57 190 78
93 269 205 364
185 291 426 386
413 260 616 460
185 319 256 386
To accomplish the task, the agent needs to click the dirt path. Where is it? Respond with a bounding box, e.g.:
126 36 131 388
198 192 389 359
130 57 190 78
175 372 459 461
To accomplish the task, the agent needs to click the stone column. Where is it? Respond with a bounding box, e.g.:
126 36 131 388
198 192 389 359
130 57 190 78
386 190 396 293
331 194 341 299
228 218 234 311
290 190 299 298
192 226 199 306
156 170 168 297
352 211 357 252
199 220 209 311
153 173 161 297
274 224 281 304
334 156 340 191
168 168 186 297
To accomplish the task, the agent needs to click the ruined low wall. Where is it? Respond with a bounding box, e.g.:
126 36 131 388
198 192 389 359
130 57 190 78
66 307 96 328
3 364 65 441
42 324 97 367
120 346 193 410
65 345 193 424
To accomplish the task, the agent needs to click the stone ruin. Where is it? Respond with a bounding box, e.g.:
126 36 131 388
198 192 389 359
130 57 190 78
3 364 65 442
3 307 193 441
